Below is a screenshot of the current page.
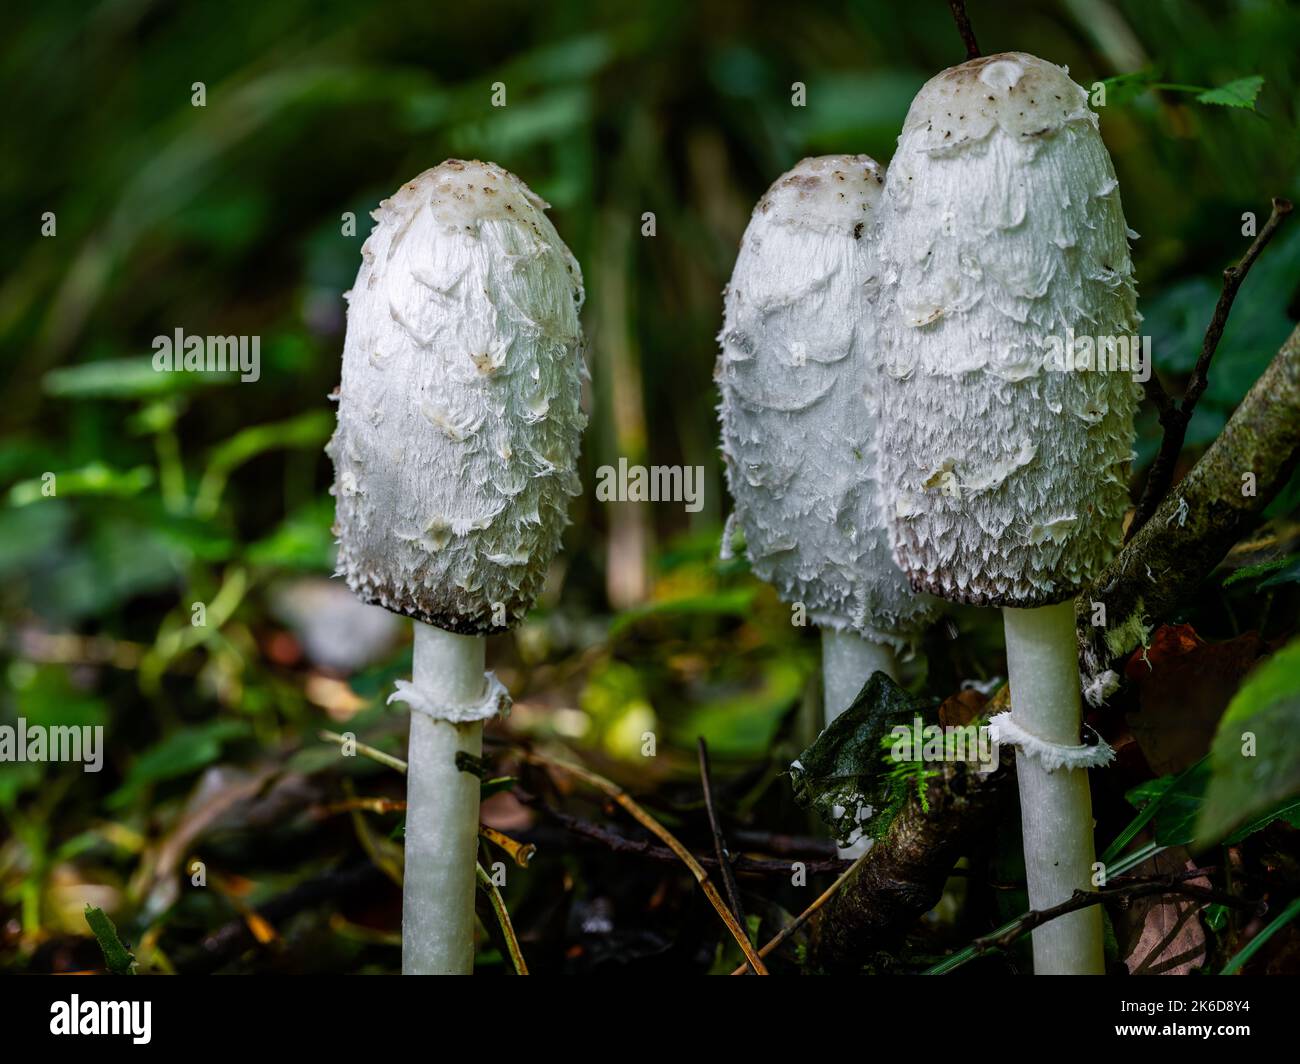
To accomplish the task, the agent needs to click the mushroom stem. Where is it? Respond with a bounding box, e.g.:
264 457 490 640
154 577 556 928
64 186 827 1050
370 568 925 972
820 628 898 725
1002 601 1104 975
402 623 486 975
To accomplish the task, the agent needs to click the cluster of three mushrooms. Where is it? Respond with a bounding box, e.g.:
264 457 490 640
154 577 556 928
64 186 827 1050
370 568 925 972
718 54 1139 973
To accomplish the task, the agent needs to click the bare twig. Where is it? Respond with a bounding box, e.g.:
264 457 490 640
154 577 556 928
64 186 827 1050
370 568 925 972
1080 321 1300 681
480 825 536 868
530 806 848 875
476 862 529 975
1186 200 1294 411
1141 368 1175 417
731 849 872 975
971 873 1259 957
697 737 745 923
316 734 537 871
728 829 839 859
522 750 769 974
1130 198 1294 537
315 796 406 817
318 729 408 774
947 1 981 60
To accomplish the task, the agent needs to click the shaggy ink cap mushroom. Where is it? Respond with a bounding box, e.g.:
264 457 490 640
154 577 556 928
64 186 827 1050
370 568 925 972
717 155 937 651
876 53 1141 607
327 160 587 636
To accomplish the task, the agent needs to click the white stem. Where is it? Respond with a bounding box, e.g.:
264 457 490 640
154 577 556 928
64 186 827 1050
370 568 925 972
402 623 486 975
820 628 898 859
1002 601 1104 975
821 628 898 726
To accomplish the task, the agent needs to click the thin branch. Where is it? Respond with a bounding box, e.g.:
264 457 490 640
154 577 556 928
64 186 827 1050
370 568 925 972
728 829 839 860
315 796 406 817
531 806 848 875
1079 321 1300 681
947 1 981 60
971 874 1259 957
697 737 745 923
731 849 872 975
476 863 529 975
318 729 408 774
1130 198 1294 537
1141 368 1174 417
316 735 537 870
480 825 536 868
1186 199 1294 411
522 750 769 974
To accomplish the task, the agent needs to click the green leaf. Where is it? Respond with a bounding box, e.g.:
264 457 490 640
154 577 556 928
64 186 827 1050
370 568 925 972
149 508 237 563
448 86 591 158
13 665 110 730
577 659 658 760
656 528 749 578
1143 277 1221 375
246 496 335 570
1265 465 1300 520
126 397 185 435
1223 554 1300 588
1224 796 1300 845
1261 558 1300 589
1115 760 1209 857
674 657 805 759
41 511 188 623
480 775 517 800
194 410 335 516
503 32 616 84
609 588 757 636
107 720 250 809
0 501 72 576
43 356 231 399
796 70 929 146
0 762 44 810
788 672 934 847
1198 638 1300 844
1196 76 1264 110
1222 897 1300 974
84 906 136 974
8 463 153 506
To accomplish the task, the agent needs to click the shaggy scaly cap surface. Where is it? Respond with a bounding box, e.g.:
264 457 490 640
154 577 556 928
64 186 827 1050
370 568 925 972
327 160 586 634
876 54 1141 607
717 155 937 648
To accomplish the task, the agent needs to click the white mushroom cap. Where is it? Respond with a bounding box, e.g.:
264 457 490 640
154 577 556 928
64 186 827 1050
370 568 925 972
876 54 1140 606
327 160 586 634
717 155 937 648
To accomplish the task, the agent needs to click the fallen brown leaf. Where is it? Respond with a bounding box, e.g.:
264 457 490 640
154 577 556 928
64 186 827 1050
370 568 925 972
1115 848 1209 976
1124 629 1268 774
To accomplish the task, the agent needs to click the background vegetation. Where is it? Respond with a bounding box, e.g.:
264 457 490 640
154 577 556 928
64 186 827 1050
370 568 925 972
2 0 1298 974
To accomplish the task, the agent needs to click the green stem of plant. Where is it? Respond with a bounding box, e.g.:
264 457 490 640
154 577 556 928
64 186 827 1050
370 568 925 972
1221 896 1300 974
154 428 187 513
